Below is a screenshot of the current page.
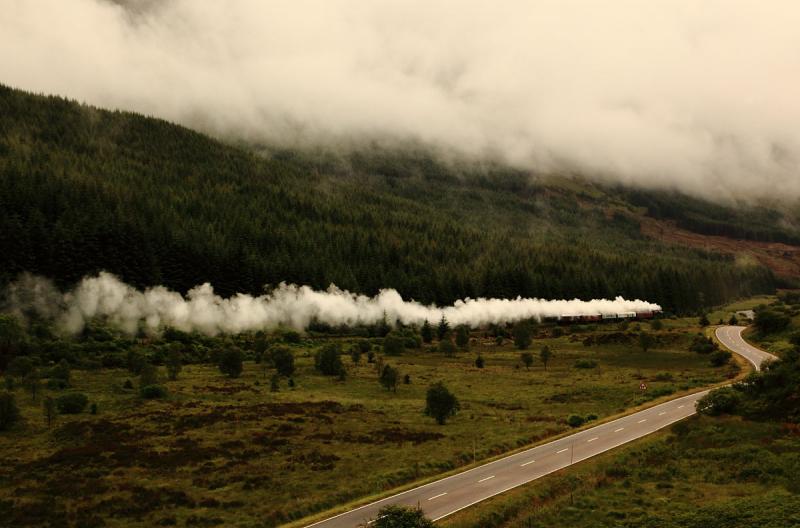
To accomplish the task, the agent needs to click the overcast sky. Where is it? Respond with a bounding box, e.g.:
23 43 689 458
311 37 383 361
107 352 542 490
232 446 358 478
2 1 799 201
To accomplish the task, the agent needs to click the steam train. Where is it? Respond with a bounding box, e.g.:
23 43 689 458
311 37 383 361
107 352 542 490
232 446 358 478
545 310 662 325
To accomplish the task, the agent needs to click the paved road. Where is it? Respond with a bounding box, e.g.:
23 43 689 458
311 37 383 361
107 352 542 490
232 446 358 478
305 326 775 528
715 325 777 371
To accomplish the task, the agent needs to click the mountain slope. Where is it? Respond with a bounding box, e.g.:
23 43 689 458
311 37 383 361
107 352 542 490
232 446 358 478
0 85 784 313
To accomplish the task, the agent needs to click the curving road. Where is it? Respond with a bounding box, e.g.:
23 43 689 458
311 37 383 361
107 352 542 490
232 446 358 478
304 326 774 528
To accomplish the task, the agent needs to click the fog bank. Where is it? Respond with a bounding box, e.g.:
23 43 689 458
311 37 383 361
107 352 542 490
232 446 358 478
5 273 660 335
1 1 800 201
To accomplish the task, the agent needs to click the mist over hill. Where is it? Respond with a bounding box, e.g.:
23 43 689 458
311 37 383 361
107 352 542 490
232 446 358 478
3 1 800 202
0 85 785 315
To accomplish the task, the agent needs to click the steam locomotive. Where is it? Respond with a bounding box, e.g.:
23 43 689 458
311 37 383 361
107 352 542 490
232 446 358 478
546 310 662 324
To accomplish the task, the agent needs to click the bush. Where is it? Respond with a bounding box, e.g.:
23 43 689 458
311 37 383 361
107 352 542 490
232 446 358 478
218 348 244 378
271 346 295 377
653 372 674 382
379 364 399 392
383 333 405 356
315 344 345 376
140 385 168 399
710 349 732 367
0 392 20 431
697 386 741 416
372 505 434 528
56 392 89 414
753 308 791 335
438 339 456 357
520 352 534 369
455 325 470 350
474 355 485 368
574 359 598 369
690 335 718 354
283 331 301 344
424 382 460 425
6 356 34 378
567 414 585 428
513 321 533 350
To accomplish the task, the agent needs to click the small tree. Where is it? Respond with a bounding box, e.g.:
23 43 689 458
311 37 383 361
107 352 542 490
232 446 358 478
371 505 434 528
383 333 405 356
218 348 244 378
437 315 450 341
349 346 361 365
7 356 34 378
139 362 159 387
379 364 399 392
166 345 182 381
0 392 20 431
639 332 656 354
698 313 710 327
42 396 57 428
729 314 739 326
513 321 533 350
455 325 470 351
520 352 534 370
315 344 345 376
272 346 295 378
424 382 460 425
50 359 71 387
438 339 456 357
650 319 663 331
56 392 89 414
474 355 485 369
421 320 433 344
23 368 41 402
540 345 552 370
270 374 281 392
710 349 732 367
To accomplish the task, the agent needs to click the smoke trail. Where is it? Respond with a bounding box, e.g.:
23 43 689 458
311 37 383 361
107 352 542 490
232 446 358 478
5 272 661 335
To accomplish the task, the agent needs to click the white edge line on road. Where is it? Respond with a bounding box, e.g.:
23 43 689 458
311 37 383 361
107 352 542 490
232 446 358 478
427 492 447 501
520 460 535 467
614 427 624 432
587 437 598 442
638 419 647 423
477 476 495 483
556 448 569 454
431 409 701 523
304 389 710 527
658 412 667 416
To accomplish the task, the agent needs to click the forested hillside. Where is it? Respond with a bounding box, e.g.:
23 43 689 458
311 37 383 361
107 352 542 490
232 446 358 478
0 85 782 313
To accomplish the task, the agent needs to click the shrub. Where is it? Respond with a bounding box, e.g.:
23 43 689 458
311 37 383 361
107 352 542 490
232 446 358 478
0 392 20 431
315 344 344 376
56 392 89 414
520 352 534 369
474 355 485 368
403 374 411 384
49 359 71 387
373 505 434 528
271 346 295 377
710 349 732 367
357 340 372 354
123 379 134 390
513 321 533 350
653 372 674 382
567 414 585 428
690 335 718 354
455 325 470 350
424 382 460 425
697 386 741 416
283 331 301 344
438 339 456 357
383 333 405 356
379 364 399 392
574 359 598 369
140 385 168 399
218 348 244 378
6 356 34 378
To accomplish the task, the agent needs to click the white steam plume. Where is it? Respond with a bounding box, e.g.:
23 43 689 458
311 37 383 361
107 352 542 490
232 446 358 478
5 273 660 335
2 1 800 201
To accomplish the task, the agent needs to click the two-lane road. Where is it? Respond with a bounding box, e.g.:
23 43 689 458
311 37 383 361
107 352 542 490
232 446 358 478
305 326 775 528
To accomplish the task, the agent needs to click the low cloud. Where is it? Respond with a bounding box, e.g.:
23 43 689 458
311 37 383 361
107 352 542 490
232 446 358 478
5 273 660 335
2 1 799 200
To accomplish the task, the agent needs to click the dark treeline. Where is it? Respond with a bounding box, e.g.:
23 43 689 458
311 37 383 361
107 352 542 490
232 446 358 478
0 85 778 313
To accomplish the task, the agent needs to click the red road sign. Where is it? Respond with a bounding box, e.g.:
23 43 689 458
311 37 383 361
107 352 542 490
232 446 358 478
639 382 647 391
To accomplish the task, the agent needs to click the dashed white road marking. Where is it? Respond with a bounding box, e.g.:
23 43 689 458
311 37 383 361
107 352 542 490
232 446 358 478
520 459 536 467
678 405 685 409
658 411 667 416
478 476 495 483
428 493 447 501
638 419 647 423
556 448 569 454
614 427 625 433
587 437 599 443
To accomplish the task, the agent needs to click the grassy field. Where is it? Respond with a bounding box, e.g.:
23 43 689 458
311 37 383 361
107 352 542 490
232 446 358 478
440 415 800 528
0 321 736 527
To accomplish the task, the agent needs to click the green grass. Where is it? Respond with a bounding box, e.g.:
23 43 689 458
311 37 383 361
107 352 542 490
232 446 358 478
440 415 800 528
0 325 734 527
